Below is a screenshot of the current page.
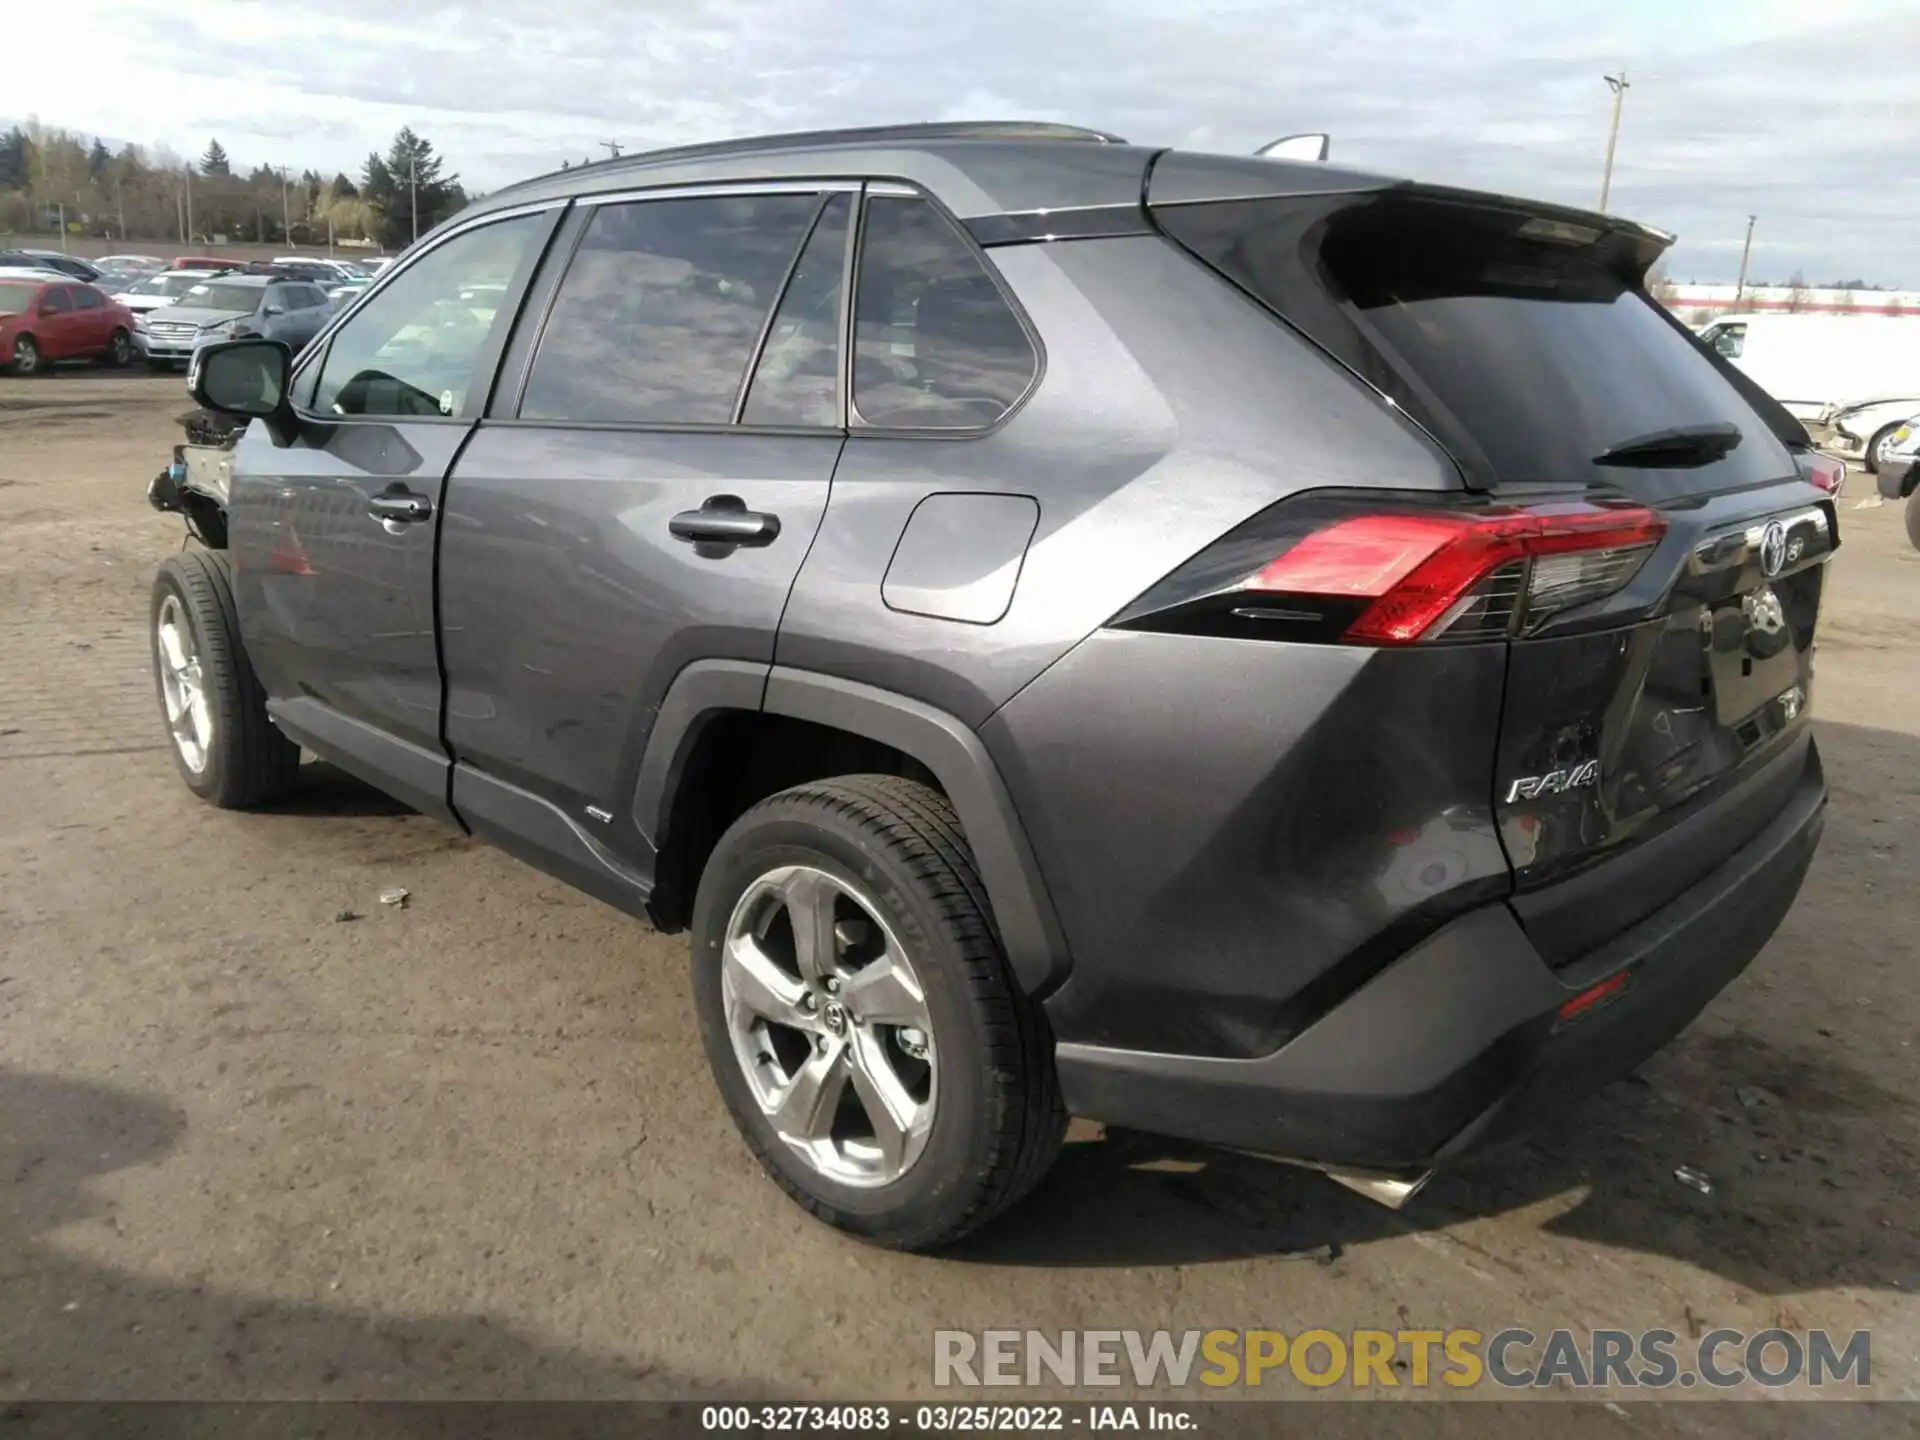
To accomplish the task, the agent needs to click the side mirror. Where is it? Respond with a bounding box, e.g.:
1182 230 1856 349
1255 132 1331 162
262 303 285 317
189 337 295 435
39 303 60 317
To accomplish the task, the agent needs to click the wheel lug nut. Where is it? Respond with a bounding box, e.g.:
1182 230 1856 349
824 976 841 995
798 992 817 1013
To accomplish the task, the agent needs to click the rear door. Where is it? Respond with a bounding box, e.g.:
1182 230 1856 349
35 285 82 358
1156 180 1834 964
437 184 853 887
230 205 562 819
69 284 112 352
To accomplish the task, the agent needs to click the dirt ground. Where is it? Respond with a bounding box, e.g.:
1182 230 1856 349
1 371 1915 1428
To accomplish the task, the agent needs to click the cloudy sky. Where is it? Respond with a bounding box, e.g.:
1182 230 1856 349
10 0 1917 283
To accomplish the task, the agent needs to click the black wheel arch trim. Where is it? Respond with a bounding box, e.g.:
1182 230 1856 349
631 661 1072 996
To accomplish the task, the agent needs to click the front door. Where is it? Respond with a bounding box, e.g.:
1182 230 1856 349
228 206 562 819
438 187 856 881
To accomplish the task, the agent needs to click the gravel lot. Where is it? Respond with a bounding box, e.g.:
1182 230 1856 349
1 371 1916 1428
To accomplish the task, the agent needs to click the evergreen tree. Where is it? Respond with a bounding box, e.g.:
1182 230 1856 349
0 126 31 190
88 137 111 180
200 138 231 176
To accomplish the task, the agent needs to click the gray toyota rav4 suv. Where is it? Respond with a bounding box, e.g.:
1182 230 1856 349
152 121 1833 1249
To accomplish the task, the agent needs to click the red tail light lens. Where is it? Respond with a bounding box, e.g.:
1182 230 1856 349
1112 495 1667 646
1248 505 1665 644
1802 452 1845 496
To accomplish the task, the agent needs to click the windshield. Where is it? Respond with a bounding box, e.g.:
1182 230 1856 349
0 280 39 313
178 283 263 314
129 274 200 297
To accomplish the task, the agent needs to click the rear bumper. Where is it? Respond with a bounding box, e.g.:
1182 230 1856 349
1055 740 1825 1174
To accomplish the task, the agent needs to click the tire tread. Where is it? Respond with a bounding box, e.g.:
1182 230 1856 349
154 550 300 808
709 774 1065 1249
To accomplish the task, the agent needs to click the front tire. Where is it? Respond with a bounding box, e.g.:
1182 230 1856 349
690 775 1065 1250
1906 490 1920 553
104 327 133 368
1866 423 1902 475
9 333 41 376
151 551 301 807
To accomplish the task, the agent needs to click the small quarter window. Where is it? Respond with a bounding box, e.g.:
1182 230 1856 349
851 195 1038 429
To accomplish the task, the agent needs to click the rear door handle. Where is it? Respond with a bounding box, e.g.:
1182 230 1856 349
367 489 434 526
669 495 781 553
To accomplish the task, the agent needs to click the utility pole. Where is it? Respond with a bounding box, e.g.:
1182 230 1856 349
1735 215 1757 305
185 167 194 243
279 165 291 247
409 153 418 245
599 140 624 161
1598 71 1630 211
56 202 66 251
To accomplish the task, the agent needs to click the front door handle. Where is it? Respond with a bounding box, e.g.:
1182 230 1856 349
669 495 781 555
368 488 434 527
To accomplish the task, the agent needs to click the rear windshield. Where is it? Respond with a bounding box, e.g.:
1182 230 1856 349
1158 191 1795 496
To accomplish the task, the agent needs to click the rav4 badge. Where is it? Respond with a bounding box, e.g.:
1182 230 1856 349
1505 758 1601 804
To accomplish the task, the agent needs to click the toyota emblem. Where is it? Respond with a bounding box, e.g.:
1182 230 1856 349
1758 520 1788 578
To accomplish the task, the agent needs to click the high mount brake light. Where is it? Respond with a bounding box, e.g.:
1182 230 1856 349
1248 506 1666 643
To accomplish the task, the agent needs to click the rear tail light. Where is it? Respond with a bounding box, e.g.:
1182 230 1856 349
1113 494 1666 646
1801 452 1845 496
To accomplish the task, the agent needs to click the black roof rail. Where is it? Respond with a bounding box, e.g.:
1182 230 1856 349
494 120 1129 199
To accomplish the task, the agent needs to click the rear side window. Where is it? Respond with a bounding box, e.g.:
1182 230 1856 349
851 195 1037 429
520 193 821 425
1159 193 1794 495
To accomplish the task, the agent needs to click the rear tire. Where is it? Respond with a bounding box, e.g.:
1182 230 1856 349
690 775 1065 1250
104 327 133 368
9 333 42 376
151 551 301 808
1905 490 1920 553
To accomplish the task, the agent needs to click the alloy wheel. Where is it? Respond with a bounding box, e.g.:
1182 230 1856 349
721 864 937 1187
155 594 211 772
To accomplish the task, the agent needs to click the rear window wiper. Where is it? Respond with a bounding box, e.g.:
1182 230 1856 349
1593 422 1743 468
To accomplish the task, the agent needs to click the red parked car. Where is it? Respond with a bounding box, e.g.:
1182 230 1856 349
168 256 231 271
0 277 138 375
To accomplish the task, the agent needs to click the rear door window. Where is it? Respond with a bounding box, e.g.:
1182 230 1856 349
850 195 1038 429
519 192 822 425
72 286 104 310
1157 192 1796 497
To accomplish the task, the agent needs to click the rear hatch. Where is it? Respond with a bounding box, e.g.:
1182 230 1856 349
1151 167 1835 966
